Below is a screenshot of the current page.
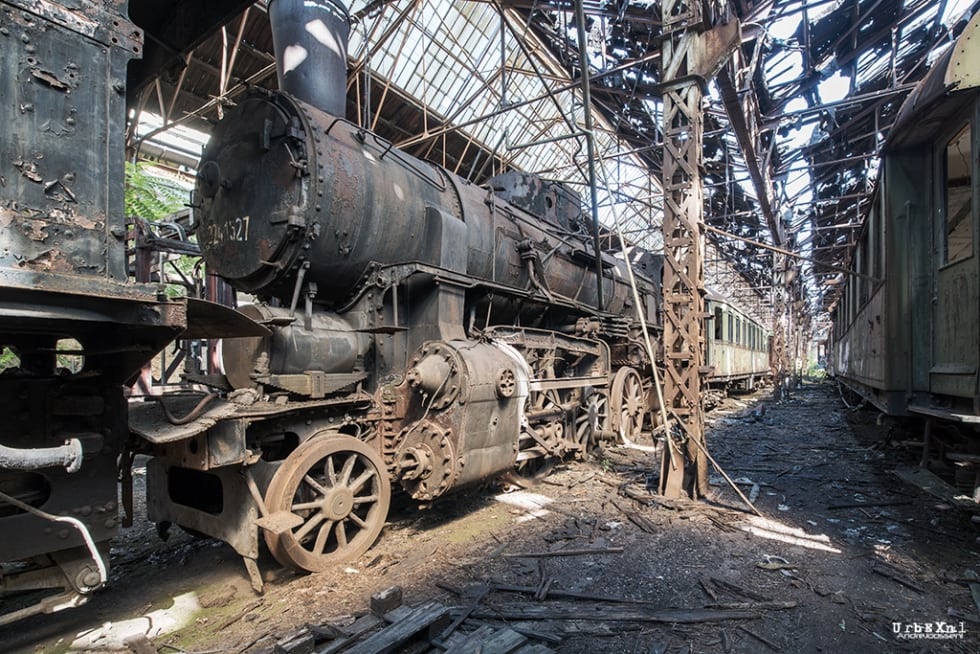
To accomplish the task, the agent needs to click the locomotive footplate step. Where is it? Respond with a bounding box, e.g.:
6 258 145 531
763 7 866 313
907 404 980 424
254 511 305 535
893 465 979 510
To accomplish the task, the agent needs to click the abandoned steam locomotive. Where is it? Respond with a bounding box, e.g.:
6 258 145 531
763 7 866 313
129 0 663 586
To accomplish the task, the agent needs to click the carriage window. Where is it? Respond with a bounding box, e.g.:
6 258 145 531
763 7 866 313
727 314 733 343
735 317 741 345
714 307 723 340
944 124 973 263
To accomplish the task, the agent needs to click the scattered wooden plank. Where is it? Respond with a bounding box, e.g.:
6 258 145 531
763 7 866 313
705 601 797 610
968 582 980 615
507 625 562 645
893 466 977 508
437 584 489 641
472 604 759 623
870 560 924 594
502 547 624 558
826 500 912 510
699 577 719 601
720 628 733 654
371 586 403 617
611 500 659 534
441 624 497 654
491 582 656 605
709 577 771 602
513 645 555 654
534 578 554 601
736 625 780 651
344 601 450 654
947 607 980 625
319 614 384 654
275 627 314 654
478 627 528 654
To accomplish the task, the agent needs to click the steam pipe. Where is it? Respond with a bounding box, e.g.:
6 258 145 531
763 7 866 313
0 439 88 473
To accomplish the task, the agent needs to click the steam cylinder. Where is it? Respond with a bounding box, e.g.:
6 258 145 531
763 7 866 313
221 305 364 389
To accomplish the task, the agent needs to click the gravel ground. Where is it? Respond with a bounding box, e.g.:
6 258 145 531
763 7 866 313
2 381 978 653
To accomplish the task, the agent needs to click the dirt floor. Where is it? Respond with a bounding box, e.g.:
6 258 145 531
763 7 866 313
2 380 980 653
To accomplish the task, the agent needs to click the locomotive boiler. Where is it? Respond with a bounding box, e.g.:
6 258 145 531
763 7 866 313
131 0 662 583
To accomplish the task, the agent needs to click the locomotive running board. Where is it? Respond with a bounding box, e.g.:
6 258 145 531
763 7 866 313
181 298 272 339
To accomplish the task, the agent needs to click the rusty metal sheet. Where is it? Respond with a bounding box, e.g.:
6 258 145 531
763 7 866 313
182 297 271 339
129 398 240 444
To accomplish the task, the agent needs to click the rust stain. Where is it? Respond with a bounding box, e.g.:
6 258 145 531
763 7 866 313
74 215 97 230
20 248 72 273
24 219 47 241
12 159 42 183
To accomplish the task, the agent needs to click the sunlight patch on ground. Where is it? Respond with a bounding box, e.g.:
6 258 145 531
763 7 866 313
741 515 842 554
495 490 553 523
70 591 200 650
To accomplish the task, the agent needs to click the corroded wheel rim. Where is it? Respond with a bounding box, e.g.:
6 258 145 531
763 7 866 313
574 387 606 455
263 434 390 572
611 367 648 445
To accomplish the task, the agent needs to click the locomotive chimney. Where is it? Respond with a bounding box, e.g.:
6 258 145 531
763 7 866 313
268 0 350 117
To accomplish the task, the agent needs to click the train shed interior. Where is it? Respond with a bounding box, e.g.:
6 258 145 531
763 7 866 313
127 0 979 340
4 0 980 652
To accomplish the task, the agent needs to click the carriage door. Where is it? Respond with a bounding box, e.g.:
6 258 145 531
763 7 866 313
931 119 978 402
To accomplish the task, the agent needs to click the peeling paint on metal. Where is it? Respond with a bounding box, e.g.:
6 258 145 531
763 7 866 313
20 248 72 273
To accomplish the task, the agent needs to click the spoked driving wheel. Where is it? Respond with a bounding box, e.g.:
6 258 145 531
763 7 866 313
264 433 390 571
611 367 653 447
572 387 606 457
505 426 558 487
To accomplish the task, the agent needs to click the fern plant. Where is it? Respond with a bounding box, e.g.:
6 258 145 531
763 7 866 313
124 161 188 219
125 161 197 298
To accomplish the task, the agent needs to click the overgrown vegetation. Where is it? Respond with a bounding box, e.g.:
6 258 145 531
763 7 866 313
124 161 189 219
126 161 198 297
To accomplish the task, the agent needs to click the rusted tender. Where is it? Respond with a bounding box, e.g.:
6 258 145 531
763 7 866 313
0 0 184 623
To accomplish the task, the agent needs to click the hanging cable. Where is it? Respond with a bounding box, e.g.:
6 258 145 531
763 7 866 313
0 490 108 589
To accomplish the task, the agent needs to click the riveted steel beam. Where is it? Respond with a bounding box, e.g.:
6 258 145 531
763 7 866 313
658 0 723 499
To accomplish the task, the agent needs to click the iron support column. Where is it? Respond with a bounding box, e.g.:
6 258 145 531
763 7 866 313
772 253 788 399
575 0 605 310
658 0 709 498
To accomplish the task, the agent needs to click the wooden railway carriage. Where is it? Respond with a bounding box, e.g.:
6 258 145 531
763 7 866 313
831 9 980 425
705 291 771 392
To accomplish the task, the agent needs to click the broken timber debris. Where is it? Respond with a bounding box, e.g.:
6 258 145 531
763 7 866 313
471 603 760 623
258 590 560 654
370 586 403 617
502 546 624 558
826 499 912 510
343 601 450 654
869 559 924 593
